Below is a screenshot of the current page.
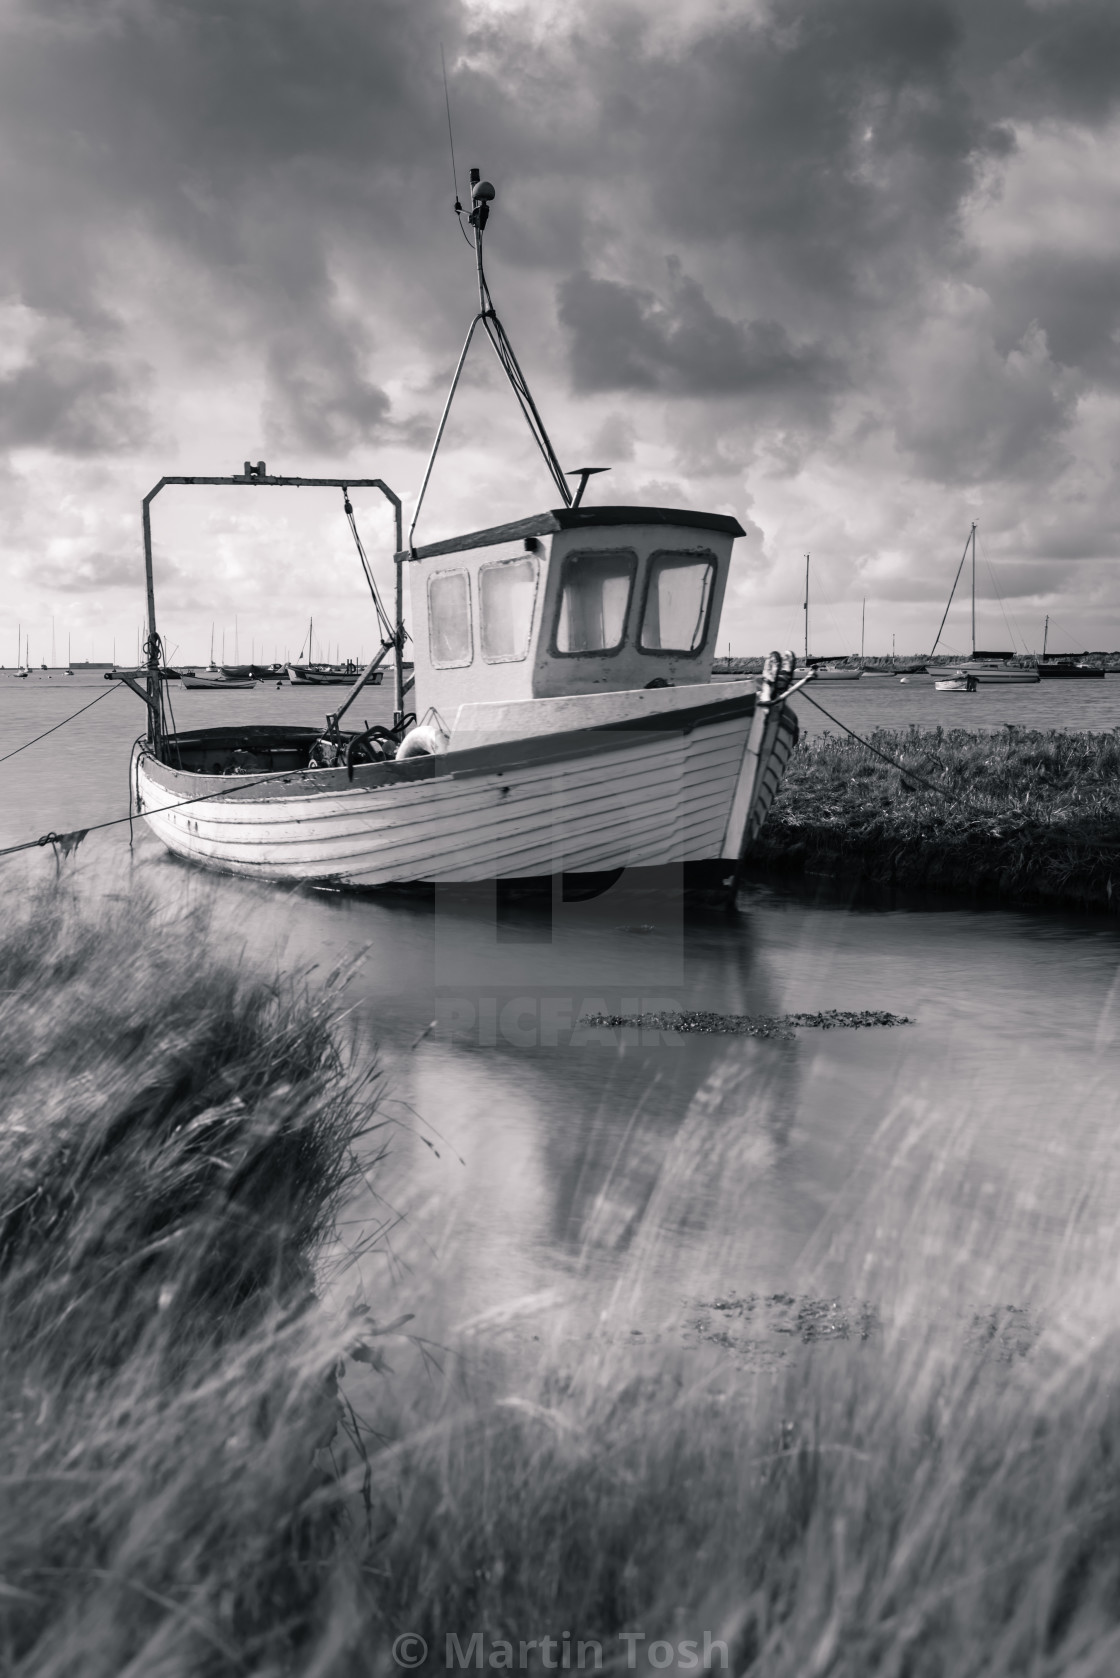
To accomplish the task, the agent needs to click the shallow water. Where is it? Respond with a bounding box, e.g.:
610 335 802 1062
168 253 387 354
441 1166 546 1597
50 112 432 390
5 675 1120 1340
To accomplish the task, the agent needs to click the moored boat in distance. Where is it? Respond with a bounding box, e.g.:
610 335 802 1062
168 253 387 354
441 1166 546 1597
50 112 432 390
132 168 802 892
931 524 1039 686
805 659 862 681
286 663 384 686
180 669 256 690
955 656 1039 685
1035 619 1104 678
801 554 862 678
1036 660 1105 680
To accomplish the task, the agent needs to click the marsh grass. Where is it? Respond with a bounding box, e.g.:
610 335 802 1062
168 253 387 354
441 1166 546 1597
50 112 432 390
750 725 1120 909
5 885 1120 1673
0 882 379 1672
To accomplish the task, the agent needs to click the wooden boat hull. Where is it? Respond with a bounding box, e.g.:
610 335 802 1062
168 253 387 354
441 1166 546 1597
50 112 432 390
133 682 797 887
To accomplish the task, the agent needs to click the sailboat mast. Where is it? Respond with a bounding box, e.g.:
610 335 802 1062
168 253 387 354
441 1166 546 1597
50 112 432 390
861 597 866 663
804 554 810 664
1043 614 1049 659
970 521 977 657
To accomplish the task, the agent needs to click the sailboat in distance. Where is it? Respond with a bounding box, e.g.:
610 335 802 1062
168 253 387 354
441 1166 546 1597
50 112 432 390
801 554 861 680
1035 614 1104 679
931 524 1038 687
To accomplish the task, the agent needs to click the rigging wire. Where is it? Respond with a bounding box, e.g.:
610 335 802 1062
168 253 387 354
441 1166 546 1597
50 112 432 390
441 43 473 247
930 527 973 658
476 262 570 504
977 526 1030 655
342 489 397 645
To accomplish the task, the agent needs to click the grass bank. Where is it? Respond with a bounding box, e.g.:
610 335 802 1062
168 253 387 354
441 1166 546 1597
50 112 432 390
749 725 1120 912
7 886 1120 1672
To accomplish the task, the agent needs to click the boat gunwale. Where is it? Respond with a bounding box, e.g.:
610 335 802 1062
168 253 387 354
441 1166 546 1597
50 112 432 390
138 688 761 804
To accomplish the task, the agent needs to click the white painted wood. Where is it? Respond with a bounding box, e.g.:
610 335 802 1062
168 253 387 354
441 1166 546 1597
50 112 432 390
135 692 786 886
448 678 757 746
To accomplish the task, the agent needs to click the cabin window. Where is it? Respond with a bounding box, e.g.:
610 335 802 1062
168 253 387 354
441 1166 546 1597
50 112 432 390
480 554 538 662
427 569 473 667
554 549 636 656
639 551 716 654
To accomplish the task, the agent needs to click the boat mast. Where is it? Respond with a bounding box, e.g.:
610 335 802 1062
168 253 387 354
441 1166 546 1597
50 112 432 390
407 168 574 552
970 521 977 657
804 554 810 664
1043 614 1049 658
861 597 866 663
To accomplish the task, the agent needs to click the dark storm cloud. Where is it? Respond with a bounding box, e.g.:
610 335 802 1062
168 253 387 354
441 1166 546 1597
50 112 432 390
557 262 840 401
0 336 151 454
1 0 1120 520
0 0 459 452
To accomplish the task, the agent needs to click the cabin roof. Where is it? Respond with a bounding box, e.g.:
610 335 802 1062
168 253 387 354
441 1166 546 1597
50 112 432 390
396 504 746 563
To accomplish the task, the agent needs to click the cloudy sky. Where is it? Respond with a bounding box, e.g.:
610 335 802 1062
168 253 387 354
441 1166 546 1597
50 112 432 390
2 0 1120 664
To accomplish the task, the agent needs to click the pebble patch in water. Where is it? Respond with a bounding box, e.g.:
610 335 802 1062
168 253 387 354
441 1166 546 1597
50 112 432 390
577 1008 914 1039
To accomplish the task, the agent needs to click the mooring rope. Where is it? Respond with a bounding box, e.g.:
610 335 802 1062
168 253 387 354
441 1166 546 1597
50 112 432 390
0 680 123 766
0 761 309 863
797 687 974 806
795 684 1119 855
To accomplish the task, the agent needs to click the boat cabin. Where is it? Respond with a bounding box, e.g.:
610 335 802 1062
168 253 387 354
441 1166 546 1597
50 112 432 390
401 505 743 718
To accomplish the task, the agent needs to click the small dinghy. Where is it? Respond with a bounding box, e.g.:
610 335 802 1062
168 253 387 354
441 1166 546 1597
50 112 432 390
130 170 804 890
180 671 256 690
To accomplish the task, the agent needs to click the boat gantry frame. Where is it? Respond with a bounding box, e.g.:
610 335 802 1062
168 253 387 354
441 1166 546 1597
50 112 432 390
139 464 404 755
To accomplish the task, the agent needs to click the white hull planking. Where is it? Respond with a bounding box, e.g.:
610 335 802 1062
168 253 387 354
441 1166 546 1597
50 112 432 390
134 689 796 886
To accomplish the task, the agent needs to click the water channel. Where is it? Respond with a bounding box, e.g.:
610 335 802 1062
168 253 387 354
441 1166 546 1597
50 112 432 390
5 673 1120 1345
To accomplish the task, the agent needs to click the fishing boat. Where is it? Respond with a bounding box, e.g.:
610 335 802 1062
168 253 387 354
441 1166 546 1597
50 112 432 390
801 554 861 679
1035 616 1104 679
131 170 803 890
930 524 1039 686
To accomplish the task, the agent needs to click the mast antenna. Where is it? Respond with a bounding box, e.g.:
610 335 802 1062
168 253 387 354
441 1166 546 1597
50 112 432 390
408 165 574 550
440 42 470 240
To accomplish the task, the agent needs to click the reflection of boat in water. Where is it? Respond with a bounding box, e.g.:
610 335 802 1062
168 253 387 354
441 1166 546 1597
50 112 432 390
133 169 800 890
931 523 1039 687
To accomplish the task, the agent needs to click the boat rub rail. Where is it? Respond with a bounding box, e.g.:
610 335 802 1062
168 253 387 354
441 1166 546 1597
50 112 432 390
142 689 761 797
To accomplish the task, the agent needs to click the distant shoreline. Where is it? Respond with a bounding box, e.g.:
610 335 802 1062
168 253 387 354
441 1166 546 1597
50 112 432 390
714 654 1120 674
